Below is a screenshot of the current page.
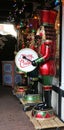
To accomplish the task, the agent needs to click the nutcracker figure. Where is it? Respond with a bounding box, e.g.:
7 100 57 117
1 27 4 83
25 19 39 94
15 18 39 95
32 9 57 108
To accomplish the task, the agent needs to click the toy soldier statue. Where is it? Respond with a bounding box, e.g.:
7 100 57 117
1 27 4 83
32 0 58 108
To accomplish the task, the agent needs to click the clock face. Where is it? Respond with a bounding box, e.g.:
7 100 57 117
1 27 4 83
15 48 38 73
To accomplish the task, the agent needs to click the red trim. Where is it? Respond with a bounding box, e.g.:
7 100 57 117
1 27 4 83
43 86 52 91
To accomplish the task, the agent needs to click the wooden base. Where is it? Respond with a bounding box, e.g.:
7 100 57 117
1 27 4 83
26 111 64 130
13 91 64 129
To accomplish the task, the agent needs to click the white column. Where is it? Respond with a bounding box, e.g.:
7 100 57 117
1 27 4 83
60 5 64 121
61 6 64 89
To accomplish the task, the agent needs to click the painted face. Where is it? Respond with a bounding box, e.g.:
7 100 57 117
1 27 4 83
36 26 46 41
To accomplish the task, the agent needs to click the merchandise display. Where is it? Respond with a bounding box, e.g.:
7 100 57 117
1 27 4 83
14 0 60 121
1 0 64 129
